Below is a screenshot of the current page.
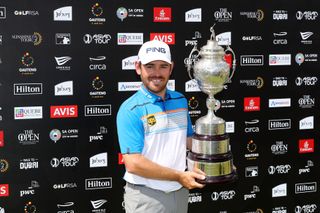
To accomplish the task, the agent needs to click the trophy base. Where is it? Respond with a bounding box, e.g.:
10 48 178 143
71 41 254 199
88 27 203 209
187 151 237 184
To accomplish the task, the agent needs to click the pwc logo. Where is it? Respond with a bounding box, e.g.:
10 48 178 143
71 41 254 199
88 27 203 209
50 105 78 118
0 184 9 197
150 33 175 45
244 97 260 112
0 130 3 147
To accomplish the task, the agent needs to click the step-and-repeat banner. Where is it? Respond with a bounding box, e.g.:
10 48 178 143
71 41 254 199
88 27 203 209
0 0 319 212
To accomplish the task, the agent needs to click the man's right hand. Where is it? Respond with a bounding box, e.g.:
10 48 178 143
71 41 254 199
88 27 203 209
178 168 206 189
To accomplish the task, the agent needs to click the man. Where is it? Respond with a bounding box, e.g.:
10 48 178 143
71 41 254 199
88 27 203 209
117 39 206 213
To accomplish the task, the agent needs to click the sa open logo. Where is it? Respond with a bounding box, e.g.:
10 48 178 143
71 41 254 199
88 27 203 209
147 115 156 126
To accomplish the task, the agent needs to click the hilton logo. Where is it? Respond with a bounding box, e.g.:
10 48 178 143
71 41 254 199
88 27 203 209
14 83 43 95
0 7 6 19
295 182 317 194
240 55 264 66
84 105 111 116
85 177 112 190
268 119 291 130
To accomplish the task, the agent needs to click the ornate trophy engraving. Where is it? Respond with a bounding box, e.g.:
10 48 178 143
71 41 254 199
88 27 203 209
186 26 237 183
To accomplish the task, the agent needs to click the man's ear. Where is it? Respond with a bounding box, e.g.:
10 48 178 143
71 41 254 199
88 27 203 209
135 61 141 75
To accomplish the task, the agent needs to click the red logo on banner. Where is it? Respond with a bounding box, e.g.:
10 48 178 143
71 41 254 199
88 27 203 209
299 139 314 153
224 54 232 68
0 184 9 197
0 130 4 147
153 7 172 22
118 153 124 165
150 33 175 45
50 105 78 118
244 97 260 112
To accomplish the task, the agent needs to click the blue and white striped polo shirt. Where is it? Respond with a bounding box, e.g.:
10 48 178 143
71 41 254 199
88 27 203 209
117 85 194 192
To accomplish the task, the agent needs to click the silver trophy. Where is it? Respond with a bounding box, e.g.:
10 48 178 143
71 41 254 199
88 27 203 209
186 25 237 184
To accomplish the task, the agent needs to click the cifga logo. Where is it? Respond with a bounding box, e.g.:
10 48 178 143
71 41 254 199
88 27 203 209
117 33 143 45
14 106 43 120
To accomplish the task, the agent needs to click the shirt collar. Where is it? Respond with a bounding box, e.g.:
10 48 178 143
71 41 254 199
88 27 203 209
139 84 172 103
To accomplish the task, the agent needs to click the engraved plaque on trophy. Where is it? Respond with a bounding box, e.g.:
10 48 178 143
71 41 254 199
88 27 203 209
185 25 237 184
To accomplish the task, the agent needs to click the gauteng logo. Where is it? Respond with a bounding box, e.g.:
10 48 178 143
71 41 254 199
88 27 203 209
50 105 78 118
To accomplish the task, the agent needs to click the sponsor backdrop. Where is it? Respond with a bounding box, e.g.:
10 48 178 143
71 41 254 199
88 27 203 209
0 0 319 212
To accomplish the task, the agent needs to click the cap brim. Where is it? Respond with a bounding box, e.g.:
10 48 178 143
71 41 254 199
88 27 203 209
140 56 172 65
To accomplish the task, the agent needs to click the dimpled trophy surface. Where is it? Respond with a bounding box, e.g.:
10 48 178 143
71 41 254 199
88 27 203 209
186 26 237 184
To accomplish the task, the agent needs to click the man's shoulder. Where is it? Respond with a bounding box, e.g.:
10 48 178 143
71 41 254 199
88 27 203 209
119 91 147 112
167 89 186 100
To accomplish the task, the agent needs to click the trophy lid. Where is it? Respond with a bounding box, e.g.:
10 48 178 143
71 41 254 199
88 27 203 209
199 27 225 57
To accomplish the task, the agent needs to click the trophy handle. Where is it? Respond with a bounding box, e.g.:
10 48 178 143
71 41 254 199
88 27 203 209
225 45 236 82
187 45 200 80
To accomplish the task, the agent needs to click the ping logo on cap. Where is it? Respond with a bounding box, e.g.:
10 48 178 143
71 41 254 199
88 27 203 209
146 47 166 54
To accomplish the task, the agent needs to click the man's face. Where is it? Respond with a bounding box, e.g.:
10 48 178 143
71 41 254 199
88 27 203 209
135 60 173 98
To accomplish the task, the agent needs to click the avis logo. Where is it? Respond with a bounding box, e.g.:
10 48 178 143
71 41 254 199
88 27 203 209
150 33 175 45
50 105 78 118
0 184 9 197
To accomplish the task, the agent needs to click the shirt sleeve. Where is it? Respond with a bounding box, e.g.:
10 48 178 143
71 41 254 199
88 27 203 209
116 104 144 154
